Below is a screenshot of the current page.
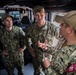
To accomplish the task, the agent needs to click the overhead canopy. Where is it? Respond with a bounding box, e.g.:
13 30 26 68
0 0 76 11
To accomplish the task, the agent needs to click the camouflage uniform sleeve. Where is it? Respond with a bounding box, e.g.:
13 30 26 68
52 46 76 74
42 22 55 62
25 24 35 50
45 23 55 53
19 27 26 49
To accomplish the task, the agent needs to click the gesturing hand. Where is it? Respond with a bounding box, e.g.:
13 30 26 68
38 40 47 50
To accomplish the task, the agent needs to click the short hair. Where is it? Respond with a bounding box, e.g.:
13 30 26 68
1 13 12 22
33 5 45 14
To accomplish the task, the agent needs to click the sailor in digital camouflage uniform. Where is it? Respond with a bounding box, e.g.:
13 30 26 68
26 5 64 75
39 11 76 75
0 13 26 75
